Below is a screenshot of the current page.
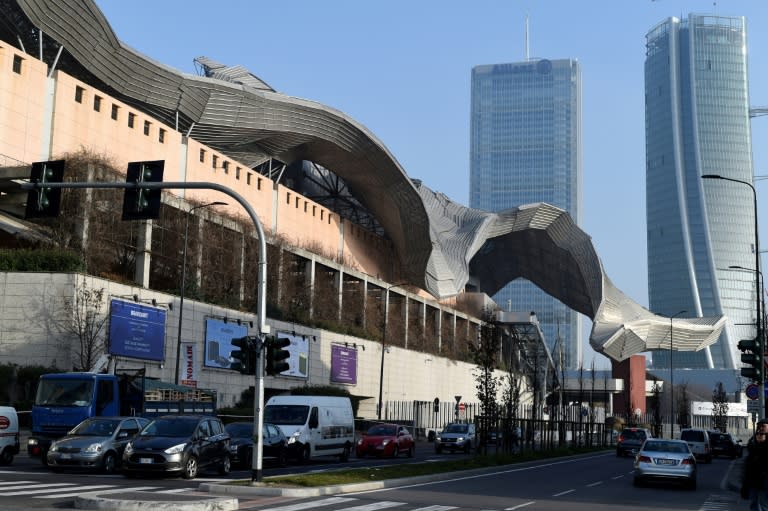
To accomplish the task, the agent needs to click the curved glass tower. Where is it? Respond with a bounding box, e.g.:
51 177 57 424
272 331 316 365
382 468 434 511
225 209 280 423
645 14 754 370
470 58 582 369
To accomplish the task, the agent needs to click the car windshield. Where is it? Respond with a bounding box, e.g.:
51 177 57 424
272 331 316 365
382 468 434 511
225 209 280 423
140 418 197 437
263 404 309 425
35 379 94 407
622 430 646 440
71 418 119 436
444 424 468 433
225 423 253 438
367 425 396 436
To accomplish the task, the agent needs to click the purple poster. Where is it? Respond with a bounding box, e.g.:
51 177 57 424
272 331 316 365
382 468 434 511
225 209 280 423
330 344 357 384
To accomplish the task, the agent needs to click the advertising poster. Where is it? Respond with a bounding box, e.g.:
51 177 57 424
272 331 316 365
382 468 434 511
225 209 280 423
179 342 198 387
108 299 166 361
204 318 248 369
275 332 309 378
330 343 357 384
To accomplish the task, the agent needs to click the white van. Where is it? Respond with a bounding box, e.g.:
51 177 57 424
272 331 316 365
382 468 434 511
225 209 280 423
264 396 354 462
0 406 19 465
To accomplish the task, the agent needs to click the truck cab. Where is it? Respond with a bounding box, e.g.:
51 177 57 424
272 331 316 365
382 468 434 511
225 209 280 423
27 373 122 461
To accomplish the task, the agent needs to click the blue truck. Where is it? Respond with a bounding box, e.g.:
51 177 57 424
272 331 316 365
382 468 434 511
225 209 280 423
27 370 216 464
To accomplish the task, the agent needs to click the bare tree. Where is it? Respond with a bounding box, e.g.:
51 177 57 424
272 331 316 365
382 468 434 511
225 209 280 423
58 281 108 371
711 381 729 432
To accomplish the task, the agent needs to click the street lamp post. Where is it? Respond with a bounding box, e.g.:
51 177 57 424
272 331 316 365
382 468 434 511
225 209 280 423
702 174 762 418
174 201 227 385
669 310 687 438
376 282 407 421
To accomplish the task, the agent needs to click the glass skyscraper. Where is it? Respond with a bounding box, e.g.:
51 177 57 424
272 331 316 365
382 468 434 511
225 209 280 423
645 14 754 370
470 58 583 369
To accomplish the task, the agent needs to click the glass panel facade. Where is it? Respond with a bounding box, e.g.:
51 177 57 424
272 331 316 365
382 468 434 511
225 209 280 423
469 58 583 368
645 15 754 370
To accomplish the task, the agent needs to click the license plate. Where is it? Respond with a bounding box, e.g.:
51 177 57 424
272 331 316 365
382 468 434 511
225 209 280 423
60 453 71 459
657 459 675 465
139 457 153 464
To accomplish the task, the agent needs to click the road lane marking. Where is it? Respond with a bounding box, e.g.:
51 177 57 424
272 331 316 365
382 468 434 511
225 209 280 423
553 489 575 497
4 484 112 496
411 507 458 510
258 496 358 510
0 482 73 492
505 502 535 510
341 503 405 510
586 481 603 487
38 486 159 498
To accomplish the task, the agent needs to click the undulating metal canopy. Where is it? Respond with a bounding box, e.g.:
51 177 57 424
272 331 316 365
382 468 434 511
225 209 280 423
0 0 726 361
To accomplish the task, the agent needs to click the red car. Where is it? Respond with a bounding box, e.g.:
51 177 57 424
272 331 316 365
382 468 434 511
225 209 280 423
356 424 415 458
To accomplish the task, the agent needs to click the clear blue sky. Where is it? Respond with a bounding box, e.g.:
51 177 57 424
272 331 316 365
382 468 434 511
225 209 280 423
95 1 768 365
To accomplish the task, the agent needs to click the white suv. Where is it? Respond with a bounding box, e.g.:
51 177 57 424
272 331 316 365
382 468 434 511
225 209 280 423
680 428 712 463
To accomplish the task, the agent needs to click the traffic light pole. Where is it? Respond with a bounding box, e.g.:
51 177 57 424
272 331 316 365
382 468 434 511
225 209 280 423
22 178 272 481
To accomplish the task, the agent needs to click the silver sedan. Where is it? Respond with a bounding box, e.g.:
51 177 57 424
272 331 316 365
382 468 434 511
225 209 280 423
47 417 149 474
633 438 697 490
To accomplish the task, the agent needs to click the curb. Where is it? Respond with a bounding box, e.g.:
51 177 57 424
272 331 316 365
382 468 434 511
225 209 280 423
74 491 238 511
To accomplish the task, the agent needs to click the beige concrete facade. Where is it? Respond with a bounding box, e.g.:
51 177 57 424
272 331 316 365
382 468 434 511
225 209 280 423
0 272 485 418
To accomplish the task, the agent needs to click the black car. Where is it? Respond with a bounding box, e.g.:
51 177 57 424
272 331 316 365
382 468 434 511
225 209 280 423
225 421 288 468
122 415 230 479
708 430 742 458
616 427 652 457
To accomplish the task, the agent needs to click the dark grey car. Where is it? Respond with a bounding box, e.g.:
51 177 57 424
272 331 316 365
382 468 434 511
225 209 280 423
122 415 230 479
617 427 652 457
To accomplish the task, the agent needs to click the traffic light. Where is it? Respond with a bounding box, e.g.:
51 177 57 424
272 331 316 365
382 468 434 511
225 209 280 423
265 336 291 376
230 336 256 375
737 337 763 381
25 160 65 218
122 160 164 220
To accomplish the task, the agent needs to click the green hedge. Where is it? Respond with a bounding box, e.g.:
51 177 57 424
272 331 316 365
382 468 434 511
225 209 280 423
0 249 84 271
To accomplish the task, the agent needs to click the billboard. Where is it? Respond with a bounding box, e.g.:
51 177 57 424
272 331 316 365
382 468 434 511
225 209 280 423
108 299 167 361
204 318 248 369
330 343 357 384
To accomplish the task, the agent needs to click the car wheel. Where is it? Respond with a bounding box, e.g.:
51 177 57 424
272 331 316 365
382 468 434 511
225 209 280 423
41 447 50 466
299 444 311 464
435 445 442 454
407 445 414 458
339 444 350 462
243 447 253 468
0 447 13 465
102 452 117 474
686 479 697 491
463 442 470 454
616 449 621 457
277 446 288 467
392 445 399 458
218 454 231 475
181 455 199 479
705 455 712 464
633 477 643 487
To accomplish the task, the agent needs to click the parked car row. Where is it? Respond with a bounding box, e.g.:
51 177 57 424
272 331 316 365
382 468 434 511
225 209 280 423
41 414 292 479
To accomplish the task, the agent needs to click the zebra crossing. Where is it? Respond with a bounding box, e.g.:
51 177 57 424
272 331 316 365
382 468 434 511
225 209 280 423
0 478 196 500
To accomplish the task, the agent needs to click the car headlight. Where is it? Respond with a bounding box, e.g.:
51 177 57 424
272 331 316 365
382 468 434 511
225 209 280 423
357 439 364 445
229 445 239 453
435 436 442 442
84 443 102 453
164 443 187 455
49 442 58 452
124 442 133 455
381 439 390 446
28 438 39 447
457 436 465 442
287 432 300 444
